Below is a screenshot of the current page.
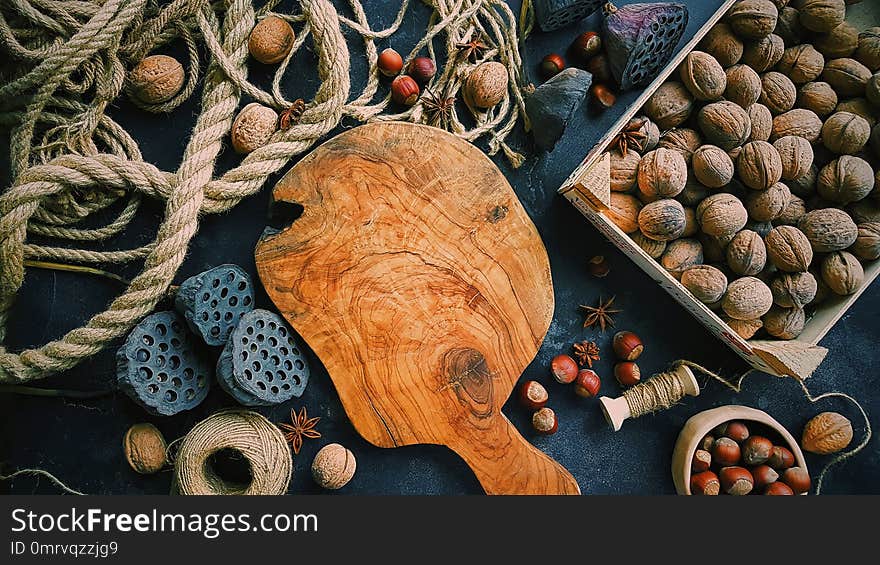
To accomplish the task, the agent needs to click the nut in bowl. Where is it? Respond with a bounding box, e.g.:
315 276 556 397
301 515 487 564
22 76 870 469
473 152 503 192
671 405 808 495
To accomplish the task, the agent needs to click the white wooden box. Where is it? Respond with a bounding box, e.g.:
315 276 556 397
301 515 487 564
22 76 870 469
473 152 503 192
559 0 879 379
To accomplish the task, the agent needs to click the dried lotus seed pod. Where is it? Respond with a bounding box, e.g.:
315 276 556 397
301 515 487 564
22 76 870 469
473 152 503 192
771 108 822 142
659 128 703 163
231 103 278 154
774 194 808 226
727 230 768 276
856 27 880 72
776 45 825 84
174 264 255 346
698 101 752 150
773 135 813 181
760 71 797 114
821 250 864 295
763 306 805 339
638 148 688 198
817 156 874 205
680 51 727 101
693 145 735 188
725 65 762 108
851 222 880 261
638 199 687 241
798 0 846 33
724 316 764 339
607 192 643 233
643 82 694 130
813 22 859 60
697 193 749 237
746 182 791 222
699 22 744 67
796 81 838 117
632 231 667 259
822 58 872 98
722 276 774 320
737 141 783 190
661 238 704 279
747 103 774 143
727 0 779 40
742 33 785 72
821 112 871 155
610 150 642 192
248 15 295 65
681 264 729 304
774 7 805 48
798 208 858 252
787 164 818 197
128 55 185 105
765 225 814 271
771 271 818 308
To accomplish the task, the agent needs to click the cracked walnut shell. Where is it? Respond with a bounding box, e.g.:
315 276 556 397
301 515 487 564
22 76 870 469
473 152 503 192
722 276 773 321
765 225 813 272
802 412 853 455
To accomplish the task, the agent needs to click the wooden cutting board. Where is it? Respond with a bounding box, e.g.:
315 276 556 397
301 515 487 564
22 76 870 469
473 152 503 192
255 122 579 495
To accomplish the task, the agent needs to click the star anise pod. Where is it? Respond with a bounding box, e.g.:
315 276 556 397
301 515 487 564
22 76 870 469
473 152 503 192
610 117 648 157
277 406 321 454
456 34 489 63
572 340 601 368
579 296 621 332
422 89 456 129
279 98 306 130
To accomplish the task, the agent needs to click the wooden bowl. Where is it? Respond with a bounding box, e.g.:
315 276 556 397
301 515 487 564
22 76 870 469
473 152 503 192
671 405 808 495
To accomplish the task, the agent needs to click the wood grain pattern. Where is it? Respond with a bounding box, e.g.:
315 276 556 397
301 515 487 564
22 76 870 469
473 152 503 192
255 122 579 495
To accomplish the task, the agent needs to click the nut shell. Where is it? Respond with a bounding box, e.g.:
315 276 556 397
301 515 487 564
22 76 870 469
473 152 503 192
773 135 813 181
797 81 838 117
722 276 774 320
661 238 704 279
742 33 785 72
680 51 727 101
698 101 752 150
124 423 167 475
638 148 687 198
822 57 872 98
850 222 880 260
230 103 278 154
724 316 764 339
817 155 874 204
822 112 871 155
659 128 703 163
771 108 823 142
697 193 748 237
774 7 805 48
692 145 734 188
798 0 845 33
821 250 864 295
798 208 858 252
699 23 744 67
727 0 778 40
788 164 818 198
737 141 783 190
312 443 356 489
813 21 859 59
248 16 295 64
801 412 853 454
771 271 818 308
776 44 825 84
763 305 805 339
639 199 687 242
727 230 767 276
610 150 642 192
644 82 694 130
836 98 877 127
856 27 880 72
464 62 508 108
632 231 667 258
765 225 814 271
128 55 185 105
607 193 642 234
760 71 797 114
745 181 791 221
725 65 762 108
681 265 729 304
748 103 774 142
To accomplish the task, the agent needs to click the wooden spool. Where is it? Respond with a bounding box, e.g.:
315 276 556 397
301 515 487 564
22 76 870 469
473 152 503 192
599 364 699 431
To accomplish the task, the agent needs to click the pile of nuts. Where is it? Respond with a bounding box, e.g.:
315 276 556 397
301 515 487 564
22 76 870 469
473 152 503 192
690 419 809 495
603 0 880 342
541 30 618 110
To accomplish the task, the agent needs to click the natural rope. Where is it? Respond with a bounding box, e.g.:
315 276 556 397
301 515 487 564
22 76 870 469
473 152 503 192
0 468 86 495
172 409 292 495
0 0 531 383
623 365 692 418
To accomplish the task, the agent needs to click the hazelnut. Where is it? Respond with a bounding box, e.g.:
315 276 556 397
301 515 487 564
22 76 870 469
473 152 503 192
573 369 601 398
632 231 667 259
612 331 644 361
851 222 880 260
680 51 726 101
724 316 764 339
123 423 167 475
722 276 773 320
727 0 778 40
746 181 792 222
607 193 643 234
770 271 818 308
797 81 838 117
799 0 845 33
713 437 742 466
248 16 295 65
643 82 694 130
817 156 874 204
737 141 783 190
391 75 420 106
764 305 806 338
751 464 780 489
692 449 712 473
128 54 185 105
697 193 749 237
540 53 565 80
464 61 508 108
550 354 579 384
230 103 278 154
727 230 767 276
765 225 813 271
768 445 796 469
813 21 859 60
659 128 703 163
764 481 795 495
377 48 403 77
857 27 880 72
715 420 751 443
407 57 437 84
699 435 716 452
638 199 687 241
661 238 704 279
720 466 755 496
588 255 611 277
691 470 721 495
532 407 558 435
699 23 744 67
311 443 356 490
725 65 762 108
802 411 853 454
590 84 617 111
614 362 641 387
638 149 687 199
742 33 785 72
693 145 734 188
609 149 641 193
771 108 823 142
518 380 548 410
823 57 872 98
760 71 797 114
586 53 614 84
681 265 728 304
798 208 858 251
748 103 774 142
776 45 825 84
773 135 813 181
698 101 752 150
781 466 811 494
821 250 864 295
570 31 602 61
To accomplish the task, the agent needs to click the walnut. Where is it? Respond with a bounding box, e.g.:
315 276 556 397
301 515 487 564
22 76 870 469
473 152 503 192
763 306 805 339
128 55 185 105
722 276 774 320
699 23 744 67
821 250 864 295
312 443 356 489
847 200 880 224
774 7 805 48
746 181 791 221
821 111 871 155
726 230 767 275
465 62 508 108
724 316 764 339
682 264 729 304
230 103 278 154
682 207 699 237
837 98 877 128
822 58 872 98
727 0 779 40
698 101 752 150
638 117 662 152
638 199 687 241
774 193 808 226
742 33 785 72
677 176 711 206
857 27 880 72
798 0 845 33
850 222 880 260
802 412 853 455
644 82 694 130
124 423 167 475
248 15 295 64
680 51 727 101
697 193 749 237
810 266 833 305
725 65 762 108
796 81 838 117
765 225 814 271
692 145 734 188
817 156 874 205
661 238 704 279
771 108 823 142
776 45 825 84
659 128 703 162
773 135 813 181
607 193 643 233
609 149 642 192
737 141 783 190
632 231 667 259
872 123 880 159
799 207 858 251
747 103 773 143
771 271 818 308
759 71 797 114
813 22 859 60
638 148 688 198
787 164 818 197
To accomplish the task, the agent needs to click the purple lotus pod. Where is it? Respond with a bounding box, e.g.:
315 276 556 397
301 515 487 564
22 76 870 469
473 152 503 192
534 0 605 32
601 2 689 91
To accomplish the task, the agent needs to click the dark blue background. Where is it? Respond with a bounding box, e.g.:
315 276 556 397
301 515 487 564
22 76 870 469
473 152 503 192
2 0 877 494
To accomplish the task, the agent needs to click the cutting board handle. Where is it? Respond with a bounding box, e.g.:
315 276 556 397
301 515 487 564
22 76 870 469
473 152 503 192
449 415 581 495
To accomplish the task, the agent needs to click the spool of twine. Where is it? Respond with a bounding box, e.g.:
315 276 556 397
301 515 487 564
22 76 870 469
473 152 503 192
173 409 291 496
623 366 693 418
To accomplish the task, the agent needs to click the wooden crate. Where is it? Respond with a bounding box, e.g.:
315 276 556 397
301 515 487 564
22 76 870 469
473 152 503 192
559 0 879 379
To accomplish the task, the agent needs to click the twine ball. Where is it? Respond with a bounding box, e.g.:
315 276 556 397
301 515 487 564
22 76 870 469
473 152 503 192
174 410 292 495
311 443 356 490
